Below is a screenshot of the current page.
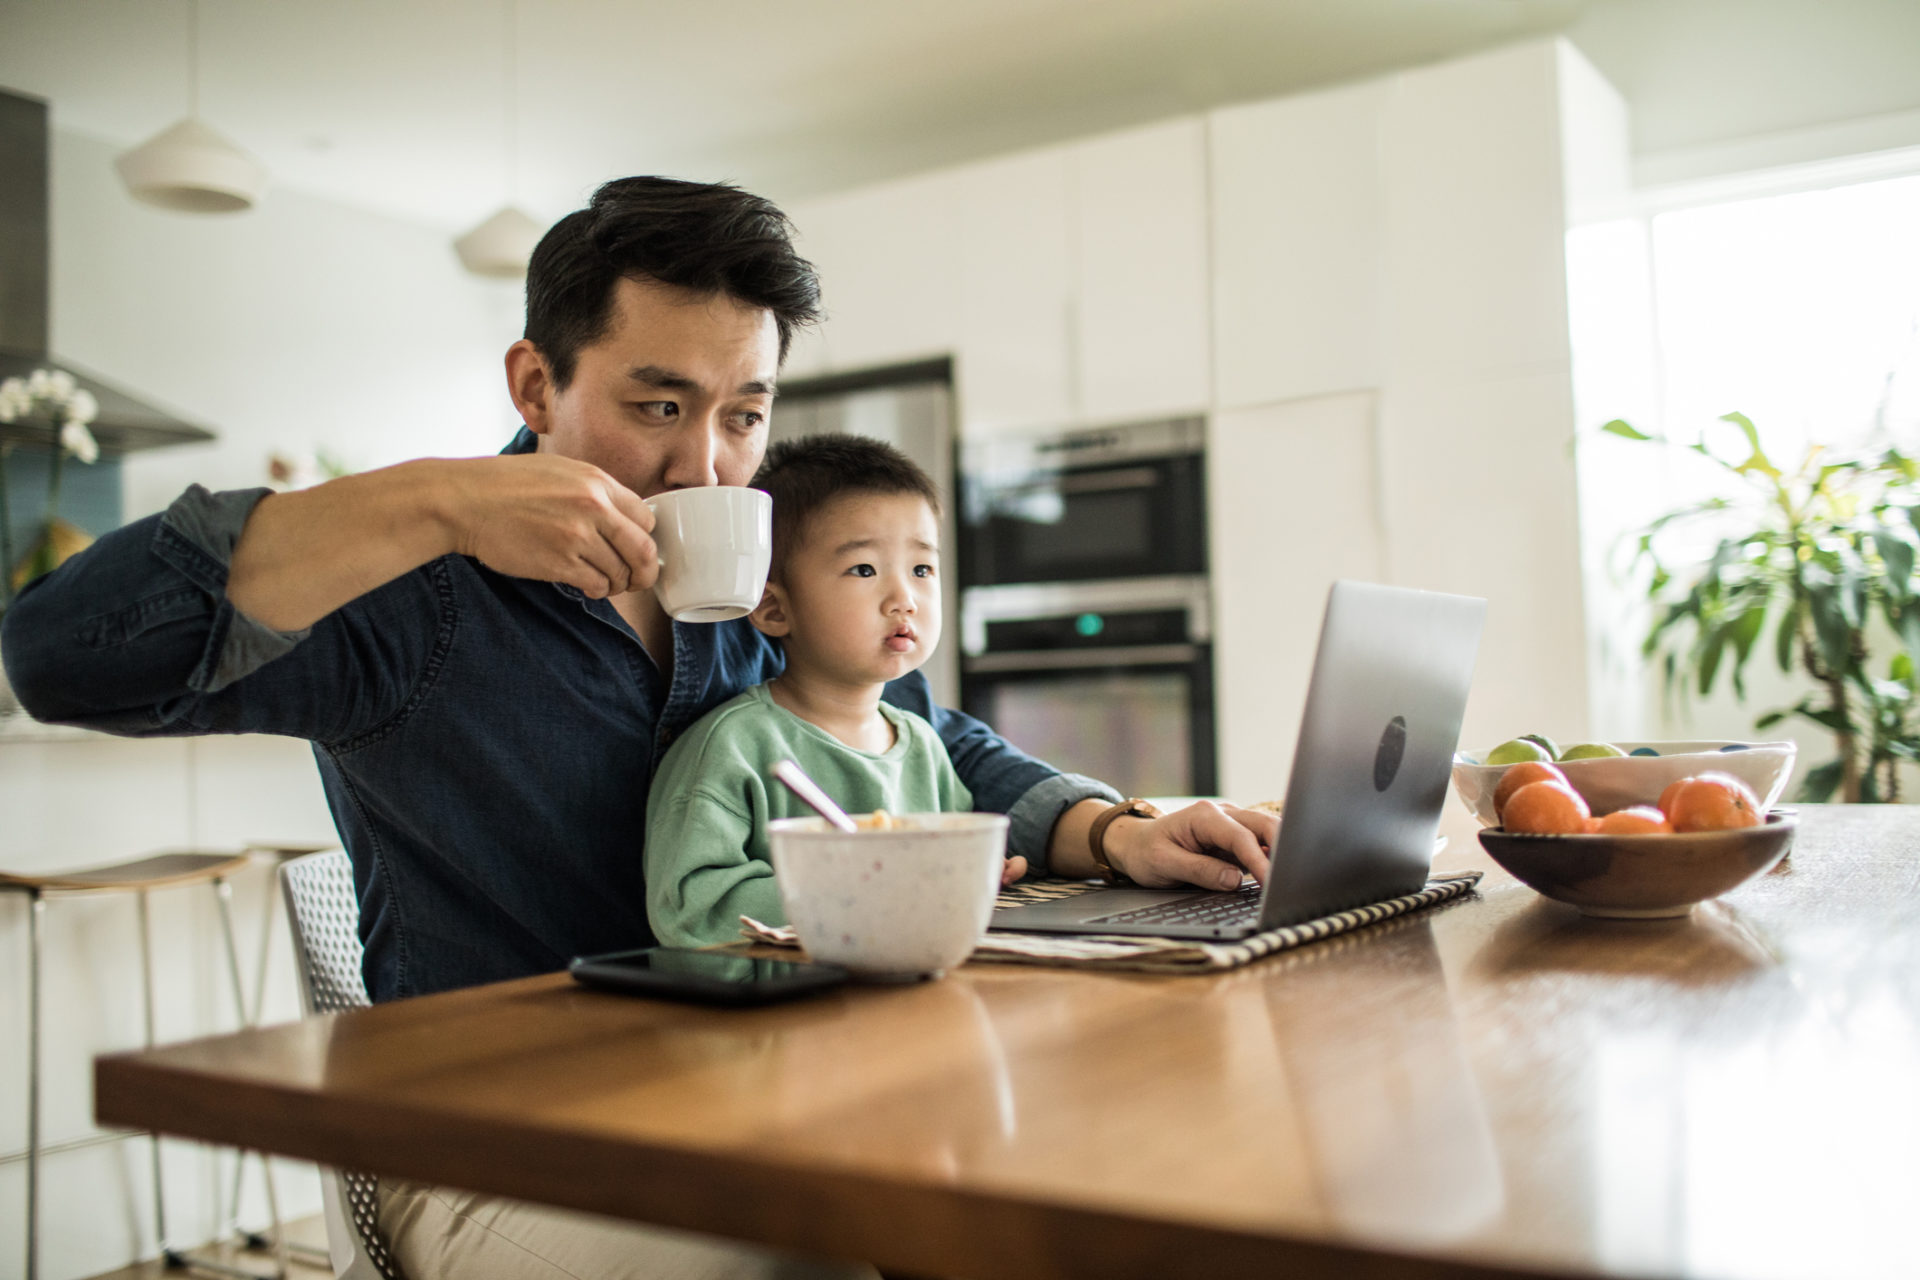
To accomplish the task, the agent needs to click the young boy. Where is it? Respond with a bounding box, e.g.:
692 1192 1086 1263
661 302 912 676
645 433 1026 947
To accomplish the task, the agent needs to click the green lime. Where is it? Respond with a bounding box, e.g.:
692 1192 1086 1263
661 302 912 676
1558 742 1627 761
1487 738 1553 766
1518 733 1560 761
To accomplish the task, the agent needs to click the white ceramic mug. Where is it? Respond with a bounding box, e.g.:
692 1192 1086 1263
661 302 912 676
768 813 1009 981
644 486 773 623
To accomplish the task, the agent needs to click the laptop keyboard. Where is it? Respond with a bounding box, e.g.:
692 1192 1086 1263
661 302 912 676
1089 883 1264 929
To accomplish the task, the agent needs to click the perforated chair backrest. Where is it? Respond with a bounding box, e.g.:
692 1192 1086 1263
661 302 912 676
280 848 370 1015
279 849 404 1280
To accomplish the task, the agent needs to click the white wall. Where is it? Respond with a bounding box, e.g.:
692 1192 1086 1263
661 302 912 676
1 126 524 1280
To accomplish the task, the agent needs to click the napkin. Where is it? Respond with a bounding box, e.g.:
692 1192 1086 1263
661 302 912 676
737 870 1482 974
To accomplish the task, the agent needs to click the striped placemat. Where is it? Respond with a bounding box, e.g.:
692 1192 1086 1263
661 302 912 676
737 870 1482 974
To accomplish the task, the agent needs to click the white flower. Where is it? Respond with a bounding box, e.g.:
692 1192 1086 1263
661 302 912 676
48 369 77 401
0 377 25 423
66 389 98 426
60 420 99 465
27 368 51 397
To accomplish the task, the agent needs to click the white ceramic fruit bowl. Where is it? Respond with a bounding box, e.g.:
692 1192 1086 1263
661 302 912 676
1451 740 1796 827
767 812 1008 981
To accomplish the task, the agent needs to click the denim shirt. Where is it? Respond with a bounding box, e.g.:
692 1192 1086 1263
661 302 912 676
0 428 1116 1001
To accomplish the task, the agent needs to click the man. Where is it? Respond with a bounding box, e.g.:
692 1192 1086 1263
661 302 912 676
3 177 1274 1276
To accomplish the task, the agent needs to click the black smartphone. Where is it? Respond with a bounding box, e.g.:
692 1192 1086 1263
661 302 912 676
568 946 848 1006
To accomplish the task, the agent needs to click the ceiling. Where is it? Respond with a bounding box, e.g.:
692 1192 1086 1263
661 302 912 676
1 0 1916 233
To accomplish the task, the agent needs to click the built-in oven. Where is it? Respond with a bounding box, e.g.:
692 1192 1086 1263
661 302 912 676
959 576 1215 798
959 418 1206 587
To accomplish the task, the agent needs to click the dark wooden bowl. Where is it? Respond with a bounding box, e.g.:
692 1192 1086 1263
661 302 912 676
1477 812 1797 918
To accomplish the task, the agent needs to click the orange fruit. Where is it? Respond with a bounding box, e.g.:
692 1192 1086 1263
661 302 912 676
1657 777 1690 815
1503 780 1592 835
1494 761 1571 819
1594 806 1673 835
1662 772 1762 832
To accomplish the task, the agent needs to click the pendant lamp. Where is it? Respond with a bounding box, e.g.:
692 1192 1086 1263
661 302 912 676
455 0 542 277
115 0 266 213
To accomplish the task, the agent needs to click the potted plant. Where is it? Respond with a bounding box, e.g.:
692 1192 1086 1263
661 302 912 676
1608 412 1920 802
0 367 100 717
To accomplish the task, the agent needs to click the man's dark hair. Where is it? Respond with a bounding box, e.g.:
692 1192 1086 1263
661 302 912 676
753 433 941 580
524 176 822 389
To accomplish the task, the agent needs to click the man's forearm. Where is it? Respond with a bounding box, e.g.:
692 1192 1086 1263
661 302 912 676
227 459 461 631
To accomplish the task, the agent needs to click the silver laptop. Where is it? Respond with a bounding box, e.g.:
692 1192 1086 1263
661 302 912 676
990 580 1486 940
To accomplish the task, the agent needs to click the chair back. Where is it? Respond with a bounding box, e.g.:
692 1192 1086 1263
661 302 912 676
280 848 370 1015
279 849 404 1280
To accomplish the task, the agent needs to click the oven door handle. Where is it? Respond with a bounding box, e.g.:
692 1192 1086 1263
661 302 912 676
963 643 1202 673
988 466 1162 500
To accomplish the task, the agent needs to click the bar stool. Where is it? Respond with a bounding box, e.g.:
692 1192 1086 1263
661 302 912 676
2 850 287 1280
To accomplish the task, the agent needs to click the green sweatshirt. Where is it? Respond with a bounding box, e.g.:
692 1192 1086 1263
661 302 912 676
644 681 974 947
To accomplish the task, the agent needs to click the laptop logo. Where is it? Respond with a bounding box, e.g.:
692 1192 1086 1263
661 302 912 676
1374 716 1407 791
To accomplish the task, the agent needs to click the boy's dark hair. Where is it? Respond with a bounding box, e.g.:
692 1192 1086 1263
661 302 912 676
753 433 941 580
524 176 822 389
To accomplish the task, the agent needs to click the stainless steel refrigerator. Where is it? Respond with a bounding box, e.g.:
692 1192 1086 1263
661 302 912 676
767 371 959 707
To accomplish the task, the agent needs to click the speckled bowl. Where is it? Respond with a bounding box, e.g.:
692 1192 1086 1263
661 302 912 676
1477 812 1797 918
768 813 1008 981
1451 740 1796 827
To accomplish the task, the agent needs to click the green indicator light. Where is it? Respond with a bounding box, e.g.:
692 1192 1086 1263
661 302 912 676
1075 612 1104 637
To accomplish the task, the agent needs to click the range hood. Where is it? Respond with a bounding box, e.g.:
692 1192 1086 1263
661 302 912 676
0 87 213 454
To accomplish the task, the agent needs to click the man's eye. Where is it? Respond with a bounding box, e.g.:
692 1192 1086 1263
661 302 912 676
635 401 679 420
731 410 765 431
848 564 876 578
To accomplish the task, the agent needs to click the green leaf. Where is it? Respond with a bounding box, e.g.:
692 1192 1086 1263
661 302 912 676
1799 759 1846 802
1698 622 1729 697
1725 604 1767 700
1791 697 1854 734
1893 651 1915 684
1876 530 1917 596
1719 411 1781 478
1901 606 1920 673
1806 582 1855 674
1601 419 1655 442
1754 708 1787 730
1773 601 1800 673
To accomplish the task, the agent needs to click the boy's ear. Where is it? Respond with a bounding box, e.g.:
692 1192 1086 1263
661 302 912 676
749 580 790 638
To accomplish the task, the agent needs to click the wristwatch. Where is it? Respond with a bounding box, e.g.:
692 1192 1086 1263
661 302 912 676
1087 798 1162 884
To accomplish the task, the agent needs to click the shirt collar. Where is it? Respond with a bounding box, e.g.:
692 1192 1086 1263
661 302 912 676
502 425 538 456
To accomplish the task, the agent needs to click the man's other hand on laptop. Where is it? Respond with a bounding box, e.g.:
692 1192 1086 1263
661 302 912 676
1107 801 1275 891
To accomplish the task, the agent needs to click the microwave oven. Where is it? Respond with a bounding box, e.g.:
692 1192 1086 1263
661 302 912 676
958 418 1206 588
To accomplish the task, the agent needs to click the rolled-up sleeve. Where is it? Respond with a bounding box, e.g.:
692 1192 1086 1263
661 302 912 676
1 483 436 743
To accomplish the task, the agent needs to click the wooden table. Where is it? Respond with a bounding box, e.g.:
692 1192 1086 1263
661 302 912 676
96 805 1920 1279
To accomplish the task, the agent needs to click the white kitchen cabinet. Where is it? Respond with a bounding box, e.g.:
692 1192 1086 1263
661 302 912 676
786 169 966 376
1207 392 1384 800
1379 41 1573 386
1209 80 1388 411
952 146 1076 436
1071 117 1211 423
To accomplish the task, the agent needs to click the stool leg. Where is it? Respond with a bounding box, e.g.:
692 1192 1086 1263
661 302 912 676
213 877 289 1280
136 889 180 1267
26 889 44 1280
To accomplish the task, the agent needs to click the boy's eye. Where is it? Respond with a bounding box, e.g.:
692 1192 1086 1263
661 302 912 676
914 564 935 578
847 564 876 578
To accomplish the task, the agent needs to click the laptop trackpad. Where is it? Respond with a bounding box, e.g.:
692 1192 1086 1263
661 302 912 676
992 887 1204 930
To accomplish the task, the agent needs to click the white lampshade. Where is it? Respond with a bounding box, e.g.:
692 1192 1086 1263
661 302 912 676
454 205 545 278
114 117 267 213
